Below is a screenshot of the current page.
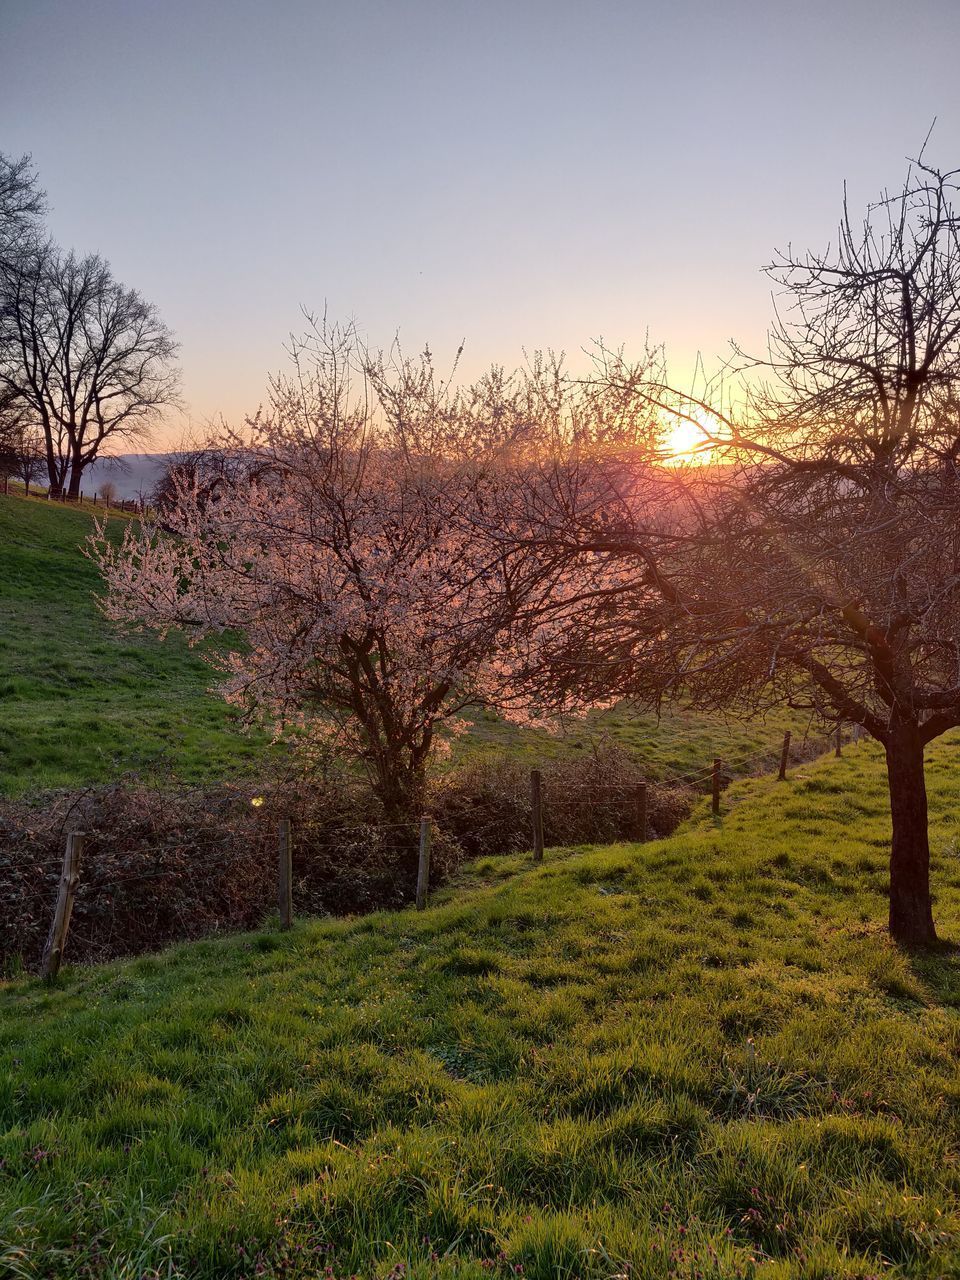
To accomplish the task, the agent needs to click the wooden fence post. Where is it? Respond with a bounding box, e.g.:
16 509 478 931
42 833 85 981
778 730 791 781
835 724 842 758
416 816 432 910
633 781 647 842
530 768 545 862
278 818 293 930
712 758 722 816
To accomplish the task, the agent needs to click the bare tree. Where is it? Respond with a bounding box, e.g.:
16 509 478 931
0 398 44 494
0 243 180 497
0 152 45 260
511 157 960 946
0 390 22 481
0 153 47 476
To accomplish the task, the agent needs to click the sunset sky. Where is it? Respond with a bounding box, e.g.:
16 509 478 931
4 0 960 447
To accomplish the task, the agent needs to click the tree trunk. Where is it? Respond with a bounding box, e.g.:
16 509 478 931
885 721 937 946
45 449 61 497
67 455 83 500
370 753 427 897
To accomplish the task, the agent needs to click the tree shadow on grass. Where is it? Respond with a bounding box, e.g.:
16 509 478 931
904 937 960 1008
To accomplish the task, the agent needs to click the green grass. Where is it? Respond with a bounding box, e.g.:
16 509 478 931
2 739 959 1277
0 492 270 794
0 492 811 797
456 703 808 782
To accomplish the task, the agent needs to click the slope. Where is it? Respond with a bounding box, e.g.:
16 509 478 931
0 493 268 794
0 492 809 797
1 740 959 1278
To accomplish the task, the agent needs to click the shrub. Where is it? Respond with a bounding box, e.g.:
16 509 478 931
0 745 693 971
0 776 419 971
432 744 692 858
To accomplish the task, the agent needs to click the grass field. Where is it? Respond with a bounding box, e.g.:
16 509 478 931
2 739 959 1278
457 702 808 782
0 492 811 797
0 493 270 795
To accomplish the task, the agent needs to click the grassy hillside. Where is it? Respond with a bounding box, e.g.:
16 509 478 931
457 702 806 781
0 493 269 794
0 492 811 797
2 741 959 1277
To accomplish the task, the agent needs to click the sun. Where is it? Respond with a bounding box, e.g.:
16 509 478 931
661 409 714 463
663 417 704 458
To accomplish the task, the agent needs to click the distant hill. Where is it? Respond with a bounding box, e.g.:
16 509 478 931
81 452 173 500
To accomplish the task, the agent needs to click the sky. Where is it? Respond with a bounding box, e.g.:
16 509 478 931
4 0 960 448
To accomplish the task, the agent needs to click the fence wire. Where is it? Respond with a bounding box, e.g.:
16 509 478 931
12 723 859 973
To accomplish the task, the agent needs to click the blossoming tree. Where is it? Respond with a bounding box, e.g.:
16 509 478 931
92 325 535 872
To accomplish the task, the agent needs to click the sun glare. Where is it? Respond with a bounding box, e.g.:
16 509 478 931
661 410 714 463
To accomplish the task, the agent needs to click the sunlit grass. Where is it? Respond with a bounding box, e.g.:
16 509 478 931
455 702 807 783
1 739 958 1277
0 493 270 794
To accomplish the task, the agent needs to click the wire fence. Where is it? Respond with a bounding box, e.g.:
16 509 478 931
15 720 863 979
1 474 154 514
